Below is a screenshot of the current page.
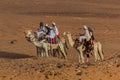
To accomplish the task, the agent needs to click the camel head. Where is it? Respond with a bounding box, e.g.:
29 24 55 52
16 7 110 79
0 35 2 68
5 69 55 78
24 30 35 42
63 32 75 47
63 32 71 36
63 32 66 35
64 32 73 40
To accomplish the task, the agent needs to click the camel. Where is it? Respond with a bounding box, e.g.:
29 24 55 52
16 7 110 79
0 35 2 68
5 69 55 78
63 32 104 63
24 30 67 60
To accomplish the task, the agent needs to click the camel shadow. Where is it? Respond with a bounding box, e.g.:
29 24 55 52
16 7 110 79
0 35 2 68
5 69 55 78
0 51 33 59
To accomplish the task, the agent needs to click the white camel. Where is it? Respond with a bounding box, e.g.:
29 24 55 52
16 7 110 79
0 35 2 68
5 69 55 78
24 30 67 59
63 32 104 63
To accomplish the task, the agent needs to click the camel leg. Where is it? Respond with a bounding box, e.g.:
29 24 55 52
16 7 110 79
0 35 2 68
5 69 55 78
36 47 40 57
58 49 61 58
61 49 67 60
85 54 89 63
64 41 69 49
49 44 54 57
45 48 49 57
40 48 44 57
53 49 56 57
49 49 53 57
96 51 101 60
56 49 61 58
39 47 46 57
64 43 68 55
80 49 85 63
77 50 81 63
53 49 61 58
41 52 43 57
77 45 85 63
59 44 67 60
36 47 39 57
86 57 89 63
93 43 99 62
43 44 49 57
41 49 45 57
53 49 59 57
97 42 104 60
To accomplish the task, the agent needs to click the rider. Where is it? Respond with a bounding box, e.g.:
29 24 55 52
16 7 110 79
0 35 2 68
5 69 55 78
46 22 60 44
79 25 94 43
79 25 95 53
35 22 46 39
52 22 60 43
47 26 56 44
45 24 51 35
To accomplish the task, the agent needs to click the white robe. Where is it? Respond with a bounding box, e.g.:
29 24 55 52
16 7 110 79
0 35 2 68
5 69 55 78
79 25 91 42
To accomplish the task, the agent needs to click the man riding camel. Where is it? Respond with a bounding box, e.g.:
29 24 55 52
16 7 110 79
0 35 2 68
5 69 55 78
79 25 94 43
35 22 46 40
46 22 60 44
79 25 95 53
52 22 60 43
35 21 60 43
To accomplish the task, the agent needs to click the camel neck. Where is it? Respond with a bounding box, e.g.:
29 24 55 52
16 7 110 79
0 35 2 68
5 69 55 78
30 37 42 47
66 34 74 47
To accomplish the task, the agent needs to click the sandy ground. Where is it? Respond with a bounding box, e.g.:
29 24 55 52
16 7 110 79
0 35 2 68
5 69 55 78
0 0 120 80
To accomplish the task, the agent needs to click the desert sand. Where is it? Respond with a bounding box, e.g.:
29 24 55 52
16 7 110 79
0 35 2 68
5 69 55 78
0 0 120 80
